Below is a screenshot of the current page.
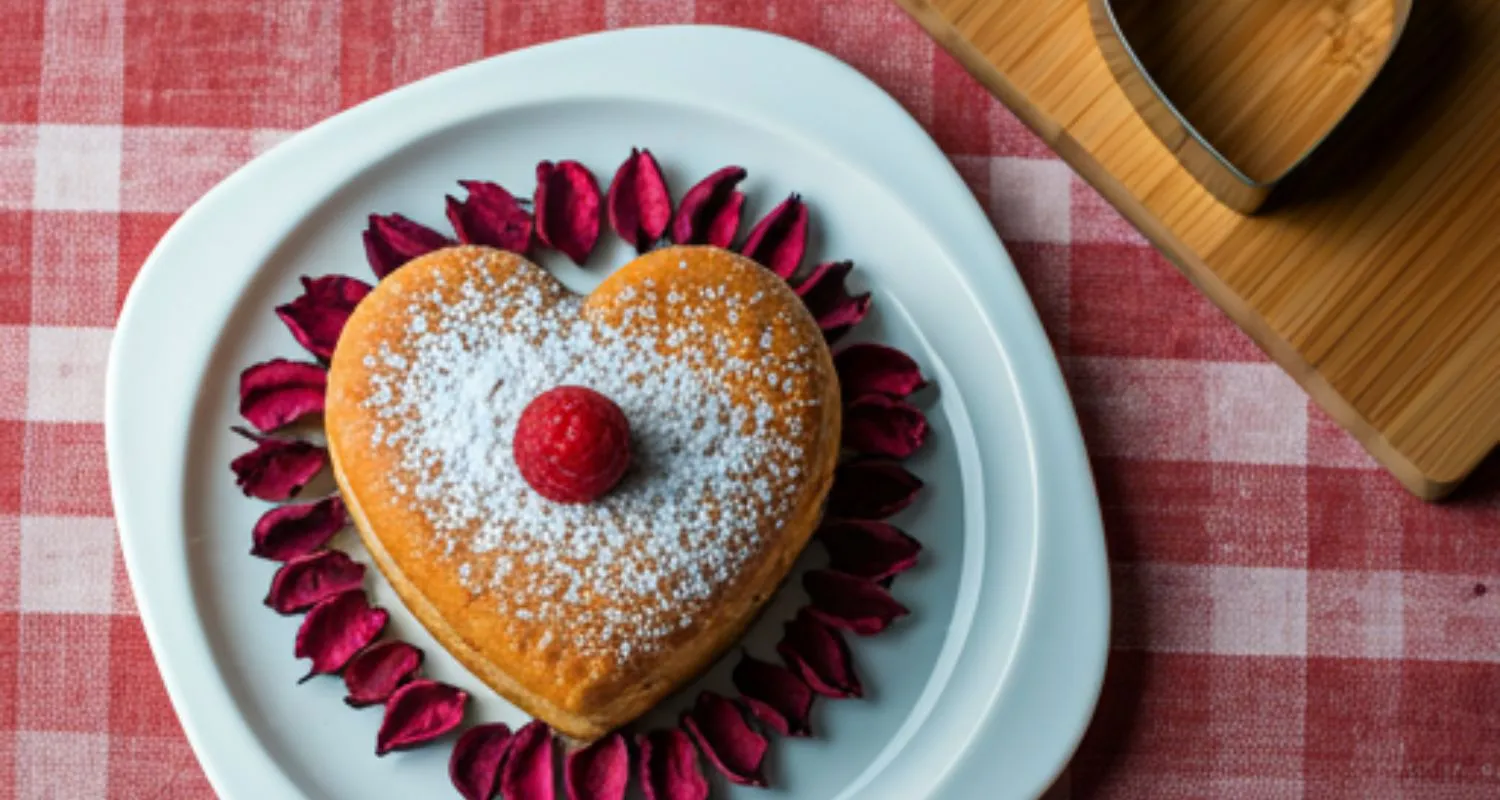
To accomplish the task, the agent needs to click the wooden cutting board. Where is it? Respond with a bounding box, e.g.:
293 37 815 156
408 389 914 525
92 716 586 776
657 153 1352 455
896 0 1500 499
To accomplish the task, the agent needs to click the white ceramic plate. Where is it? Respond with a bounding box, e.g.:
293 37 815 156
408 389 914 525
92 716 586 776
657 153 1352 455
106 26 1107 800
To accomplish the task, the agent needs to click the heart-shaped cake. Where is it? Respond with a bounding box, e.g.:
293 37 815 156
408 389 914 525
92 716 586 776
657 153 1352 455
324 244 841 742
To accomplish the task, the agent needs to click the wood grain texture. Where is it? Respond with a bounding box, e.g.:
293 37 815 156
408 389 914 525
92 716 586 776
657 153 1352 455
1106 0 1398 183
896 0 1500 499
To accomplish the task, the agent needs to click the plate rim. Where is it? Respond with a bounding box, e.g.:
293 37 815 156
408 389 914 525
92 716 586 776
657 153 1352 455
106 24 1108 800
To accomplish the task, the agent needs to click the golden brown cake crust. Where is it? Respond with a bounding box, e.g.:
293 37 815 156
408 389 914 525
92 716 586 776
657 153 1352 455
325 245 840 741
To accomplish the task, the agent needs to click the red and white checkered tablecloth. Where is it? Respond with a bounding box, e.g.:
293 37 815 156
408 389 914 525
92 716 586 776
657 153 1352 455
3 1 1497 797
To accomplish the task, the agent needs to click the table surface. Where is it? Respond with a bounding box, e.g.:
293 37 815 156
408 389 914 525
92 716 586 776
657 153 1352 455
1 1 1496 798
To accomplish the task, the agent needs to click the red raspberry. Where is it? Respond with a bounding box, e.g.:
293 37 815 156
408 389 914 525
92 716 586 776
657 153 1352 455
513 386 631 503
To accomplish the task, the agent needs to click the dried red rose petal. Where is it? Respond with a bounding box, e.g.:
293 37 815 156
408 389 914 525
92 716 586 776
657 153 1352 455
607 148 672 253
826 458 924 520
450 723 514 800
670 166 747 248
565 731 629 800
229 427 327 501
803 569 911 635
732 652 813 737
500 719 555 799
534 160 602 265
681 692 768 787
376 679 468 755
736 698 787 740
834 343 927 399
250 495 349 561
264 549 366 615
363 213 453 279
777 609 862 698
638 729 708 800
275 274 373 361
344 640 424 708
795 261 871 343
843 394 929 459
294 589 388 681
817 519 921 582
446 180 533 254
741 193 808 280
238 358 327 432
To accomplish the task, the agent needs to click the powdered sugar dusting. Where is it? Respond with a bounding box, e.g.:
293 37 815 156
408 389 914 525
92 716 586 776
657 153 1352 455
361 249 824 667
